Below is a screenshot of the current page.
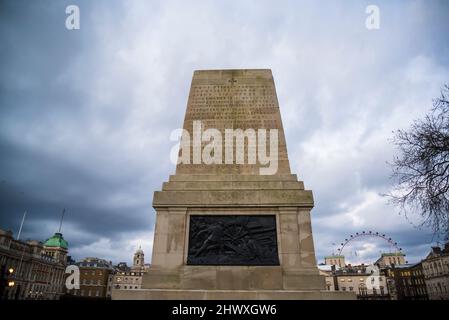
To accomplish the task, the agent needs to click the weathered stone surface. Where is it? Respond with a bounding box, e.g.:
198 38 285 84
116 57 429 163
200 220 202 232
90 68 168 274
176 69 290 176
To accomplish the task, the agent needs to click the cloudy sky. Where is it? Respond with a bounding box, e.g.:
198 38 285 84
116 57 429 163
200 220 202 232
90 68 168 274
1 0 448 265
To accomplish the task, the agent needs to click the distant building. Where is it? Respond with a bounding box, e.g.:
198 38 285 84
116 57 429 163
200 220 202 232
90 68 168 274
324 255 345 268
422 242 449 300
69 257 114 299
385 263 428 300
66 256 76 265
375 252 406 268
318 265 336 291
111 247 148 292
132 246 146 272
0 228 68 300
115 262 129 272
318 263 389 300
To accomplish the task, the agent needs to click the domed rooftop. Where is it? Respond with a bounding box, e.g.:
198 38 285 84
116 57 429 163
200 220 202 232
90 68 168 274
135 246 144 254
43 232 68 249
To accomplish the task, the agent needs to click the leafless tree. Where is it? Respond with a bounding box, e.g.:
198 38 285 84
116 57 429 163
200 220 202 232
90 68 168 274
388 84 449 239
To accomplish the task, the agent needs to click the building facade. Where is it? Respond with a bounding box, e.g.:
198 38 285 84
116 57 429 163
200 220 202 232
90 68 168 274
375 252 406 268
385 263 428 300
111 247 148 292
324 255 345 268
132 246 146 272
422 243 449 300
319 264 390 300
0 228 68 300
68 257 114 299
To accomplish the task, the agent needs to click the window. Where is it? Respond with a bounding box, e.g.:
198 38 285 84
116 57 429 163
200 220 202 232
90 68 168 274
349 287 353 291
81 290 84 296
88 290 91 297
341 287 346 291
359 284 367 296
96 290 99 297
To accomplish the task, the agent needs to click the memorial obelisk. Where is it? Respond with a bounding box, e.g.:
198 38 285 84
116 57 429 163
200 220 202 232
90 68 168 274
113 69 354 299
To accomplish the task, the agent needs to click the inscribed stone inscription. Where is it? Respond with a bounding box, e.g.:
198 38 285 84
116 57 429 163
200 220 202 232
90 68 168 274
187 215 280 266
176 70 291 175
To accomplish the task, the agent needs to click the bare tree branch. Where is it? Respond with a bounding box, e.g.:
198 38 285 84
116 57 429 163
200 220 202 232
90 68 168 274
386 84 449 239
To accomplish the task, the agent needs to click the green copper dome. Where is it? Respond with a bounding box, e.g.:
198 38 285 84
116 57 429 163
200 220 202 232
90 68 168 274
44 232 68 249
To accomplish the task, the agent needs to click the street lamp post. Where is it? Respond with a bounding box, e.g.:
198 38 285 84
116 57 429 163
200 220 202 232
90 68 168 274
0 265 16 300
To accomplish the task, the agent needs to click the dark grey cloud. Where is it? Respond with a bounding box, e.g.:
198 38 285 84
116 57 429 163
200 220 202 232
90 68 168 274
0 0 163 261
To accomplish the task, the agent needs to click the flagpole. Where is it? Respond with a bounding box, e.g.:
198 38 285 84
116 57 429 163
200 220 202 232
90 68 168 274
17 211 27 240
16 210 27 294
58 208 65 233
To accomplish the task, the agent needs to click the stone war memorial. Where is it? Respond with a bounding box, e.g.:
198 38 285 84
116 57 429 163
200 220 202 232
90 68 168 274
113 69 354 299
